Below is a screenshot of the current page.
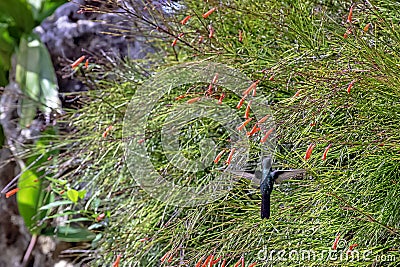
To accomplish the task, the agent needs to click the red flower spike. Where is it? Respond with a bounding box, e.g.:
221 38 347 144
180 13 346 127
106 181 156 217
160 251 171 262
172 38 178 47
322 144 332 161
218 93 225 105
180 15 191 25
347 243 359 254
200 254 213 267
344 28 352 38
243 80 259 96
347 80 355 94
187 97 201 104
363 23 371 32
304 143 316 160
211 256 221 265
247 125 260 137
202 7 217 19
225 148 236 165
5 188 20 198
244 100 252 119
214 150 226 164
238 30 243 42
112 254 122 267
195 257 204 267
332 234 341 250
347 4 354 23
96 213 105 222
237 118 253 131
71 55 85 68
237 96 246 109
256 114 270 125
208 25 215 38
260 128 274 143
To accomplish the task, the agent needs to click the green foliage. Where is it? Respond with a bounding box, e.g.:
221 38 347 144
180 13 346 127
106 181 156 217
0 0 65 86
16 33 61 127
17 126 59 234
42 0 400 266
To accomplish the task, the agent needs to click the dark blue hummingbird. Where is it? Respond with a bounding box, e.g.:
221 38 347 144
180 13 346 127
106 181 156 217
229 157 305 219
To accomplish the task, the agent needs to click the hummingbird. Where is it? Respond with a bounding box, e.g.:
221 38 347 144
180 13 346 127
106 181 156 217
228 157 305 219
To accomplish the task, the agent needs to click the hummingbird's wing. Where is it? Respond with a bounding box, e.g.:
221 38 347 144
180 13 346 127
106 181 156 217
273 169 306 184
227 170 261 186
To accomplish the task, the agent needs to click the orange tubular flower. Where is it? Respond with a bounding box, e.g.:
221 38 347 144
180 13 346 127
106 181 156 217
211 256 221 265
208 25 215 38
343 28 352 38
187 97 201 104
112 254 122 267
71 56 85 68
180 15 191 25
200 254 213 267
214 149 226 164
332 234 341 250
256 114 270 125
225 148 236 165
84 59 89 69
260 128 274 143
238 30 243 42
347 80 355 94
195 257 203 267
347 4 354 23
237 96 246 109
347 243 358 254
172 38 178 47
221 259 226 267
247 125 261 137
96 213 105 222
304 143 316 160
322 144 332 161
243 80 259 96
161 251 171 263
294 90 300 97
363 23 371 32
244 100 252 119
248 263 257 267
202 7 217 19
102 125 113 138
237 118 253 131
218 93 225 104
268 75 274 81
5 188 20 198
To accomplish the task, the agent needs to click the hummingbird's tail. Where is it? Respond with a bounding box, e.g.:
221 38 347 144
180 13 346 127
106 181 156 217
261 192 270 219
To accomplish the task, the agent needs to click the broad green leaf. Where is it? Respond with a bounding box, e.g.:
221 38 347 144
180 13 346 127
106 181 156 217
67 189 79 203
0 0 35 33
16 33 61 127
17 169 41 230
39 200 73 210
17 126 59 233
78 189 87 200
42 226 96 242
